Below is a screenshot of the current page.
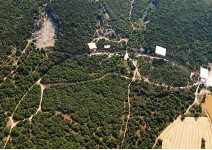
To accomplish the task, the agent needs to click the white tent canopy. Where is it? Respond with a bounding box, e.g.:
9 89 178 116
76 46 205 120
88 43 97 50
200 67 208 79
124 51 129 60
104 45 110 49
155 46 166 56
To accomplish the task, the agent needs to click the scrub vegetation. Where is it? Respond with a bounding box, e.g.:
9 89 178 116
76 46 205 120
0 0 212 149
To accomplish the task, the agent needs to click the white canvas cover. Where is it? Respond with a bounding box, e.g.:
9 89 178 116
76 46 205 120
200 67 208 79
201 78 206 83
88 43 97 50
104 45 110 49
155 46 166 56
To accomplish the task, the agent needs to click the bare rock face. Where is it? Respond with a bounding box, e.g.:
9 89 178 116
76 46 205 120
34 15 56 49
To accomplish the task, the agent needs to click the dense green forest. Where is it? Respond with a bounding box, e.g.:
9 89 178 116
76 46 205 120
0 0 212 149
46 0 101 54
123 81 194 148
3 75 195 149
129 0 212 69
0 0 49 64
5 75 129 148
138 57 192 87
41 55 127 84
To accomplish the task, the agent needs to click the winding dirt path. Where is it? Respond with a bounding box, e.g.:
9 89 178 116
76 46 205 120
3 117 20 149
90 51 197 91
134 53 199 89
3 72 122 148
132 59 141 82
2 2 53 148
140 76 199 90
0 40 32 86
185 83 200 114
91 36 128 45
129 0 135 21
89 52 115 57
136 54 169 62
120 82 132 148
3 80 37 149
41 73 122 88
29 79 47 121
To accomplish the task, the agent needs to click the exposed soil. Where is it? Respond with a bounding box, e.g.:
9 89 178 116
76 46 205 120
34 15 56 49
55 111 72 122
185 84 200 114
120 82 132 148
29 79 46 121
129 0 135 21
4 117 19 148
132 59 141 82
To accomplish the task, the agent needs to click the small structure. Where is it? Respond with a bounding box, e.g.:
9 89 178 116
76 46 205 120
200 67 208 79
88 43 97 52
206 63 212 87
104 45 111 49
139 47 145 53
155 46 166 57
104 13 110 21
200 67 208 84
130 47 145 53
124 51 129 60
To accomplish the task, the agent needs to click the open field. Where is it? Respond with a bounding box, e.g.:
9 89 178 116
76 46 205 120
203 95 212 121
159 117 212 149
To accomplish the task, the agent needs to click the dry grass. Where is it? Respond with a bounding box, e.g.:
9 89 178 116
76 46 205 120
159 117 212 149
203 95 212 121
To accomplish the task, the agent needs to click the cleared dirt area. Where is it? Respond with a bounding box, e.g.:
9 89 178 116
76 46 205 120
203 94 212 121
132 60 141 82
55 111 72 122
159 117 212 149
35 16 56 49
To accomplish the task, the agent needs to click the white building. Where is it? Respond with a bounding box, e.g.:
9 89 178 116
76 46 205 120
88 43 97 52
200 67 208 85
104 45 111 49
200 67 208 79
155 46 166 57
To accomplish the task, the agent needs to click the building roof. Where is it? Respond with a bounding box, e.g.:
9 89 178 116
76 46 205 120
200 67 208 79
88 43 97 50
104 45 110 49
155 46 166 56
